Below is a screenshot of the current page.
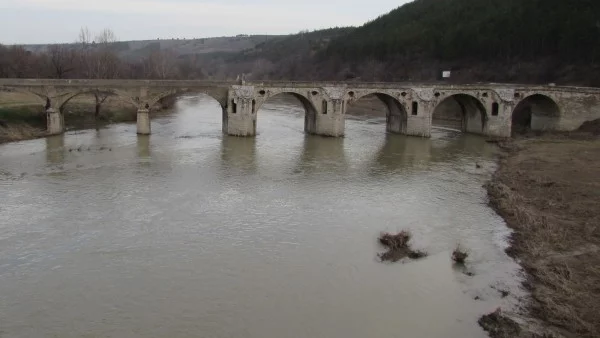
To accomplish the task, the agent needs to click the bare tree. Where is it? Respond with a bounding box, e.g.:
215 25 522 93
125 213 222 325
48 45 76 78
78 27 92 45
251 58 275 80
177 54 205 79
95 29 117 45
6 46 34 78
147 49 179 79
93 90 111 118
77 27 95 79
75 28 121 80
75 28 120 118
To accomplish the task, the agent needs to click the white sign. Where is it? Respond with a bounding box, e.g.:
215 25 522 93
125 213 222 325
442 71 451 78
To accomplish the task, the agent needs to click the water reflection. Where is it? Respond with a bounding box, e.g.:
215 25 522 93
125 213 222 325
220 135 257 175
0 97 522 338
370 134 433 175
45 134 65 164
429 130 494 163
137 135 151 159
295 135 347 174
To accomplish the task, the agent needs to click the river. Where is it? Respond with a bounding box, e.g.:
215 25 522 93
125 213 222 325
0 95 524 338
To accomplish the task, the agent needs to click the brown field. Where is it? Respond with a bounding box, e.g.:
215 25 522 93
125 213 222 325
487 133 600 337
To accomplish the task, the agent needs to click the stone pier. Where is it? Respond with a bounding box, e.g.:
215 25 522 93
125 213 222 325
0 79 598 140
136 109 151 135
46 108 64 135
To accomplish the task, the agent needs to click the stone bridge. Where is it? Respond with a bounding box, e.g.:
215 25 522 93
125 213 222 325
1 79 599 138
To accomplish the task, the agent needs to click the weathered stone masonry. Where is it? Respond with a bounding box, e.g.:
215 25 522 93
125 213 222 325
1 79 599 138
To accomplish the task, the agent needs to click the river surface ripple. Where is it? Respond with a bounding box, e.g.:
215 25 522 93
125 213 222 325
0 96 524 338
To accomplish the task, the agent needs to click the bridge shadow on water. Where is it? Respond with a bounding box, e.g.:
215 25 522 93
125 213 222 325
219 135 258 176
137 135 151 159
292 135 348 175
428 129 495 161
46 134 66 165
367 133 432 176
366 129 495 177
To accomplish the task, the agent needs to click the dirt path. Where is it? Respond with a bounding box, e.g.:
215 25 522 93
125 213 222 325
486 133 600 337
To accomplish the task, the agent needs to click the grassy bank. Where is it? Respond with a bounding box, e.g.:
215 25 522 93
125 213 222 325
0 93 139 144
486 133 600 337
0 105 45 143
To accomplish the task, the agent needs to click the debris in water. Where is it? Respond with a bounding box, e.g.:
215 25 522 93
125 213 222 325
478 308 522 338
407 250 428 259
452 244 469 264
378 231 428 263
379 231 411 250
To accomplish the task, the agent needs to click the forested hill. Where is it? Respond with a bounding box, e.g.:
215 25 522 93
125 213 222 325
324 0 600 63
3 0 600 85
314 0 600 85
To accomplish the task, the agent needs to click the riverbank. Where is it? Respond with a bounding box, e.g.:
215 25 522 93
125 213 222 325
0 93 146 144
486 131 600 337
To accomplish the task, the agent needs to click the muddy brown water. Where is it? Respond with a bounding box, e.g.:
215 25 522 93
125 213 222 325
0 95 524 338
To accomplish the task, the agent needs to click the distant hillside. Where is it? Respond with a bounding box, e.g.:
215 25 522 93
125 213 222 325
25 35 278 60
12 0 600 85
223 28 354 80
325 0 600 63
317 0 600 85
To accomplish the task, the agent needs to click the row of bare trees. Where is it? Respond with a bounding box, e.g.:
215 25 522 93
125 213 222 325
0 28 204 81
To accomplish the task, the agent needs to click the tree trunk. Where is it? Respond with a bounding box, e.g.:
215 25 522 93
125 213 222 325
94 94 101 119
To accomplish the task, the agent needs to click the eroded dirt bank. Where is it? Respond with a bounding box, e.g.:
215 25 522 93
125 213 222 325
486 133 600 337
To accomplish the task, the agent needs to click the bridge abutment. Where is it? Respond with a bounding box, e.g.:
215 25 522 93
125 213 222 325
137 109 151 135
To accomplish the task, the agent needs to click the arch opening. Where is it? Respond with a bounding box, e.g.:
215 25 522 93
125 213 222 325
255 92 318 135
0 89 47 129
150 91 228 133
152 91 226 111
511 94 560 135
346 93 408 134
60 91 137 128
433 94 487 134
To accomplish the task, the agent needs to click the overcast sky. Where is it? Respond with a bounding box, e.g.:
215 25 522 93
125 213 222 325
0 0 411 44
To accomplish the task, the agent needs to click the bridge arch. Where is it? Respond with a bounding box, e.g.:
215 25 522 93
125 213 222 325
346 92 408 134
512 94 560 135
432 94 487 135
149 89 227 111
254 92 318 134
58 89 138 116
0 87 47 107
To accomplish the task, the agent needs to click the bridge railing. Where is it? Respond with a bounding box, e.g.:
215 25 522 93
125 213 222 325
0 78 598 93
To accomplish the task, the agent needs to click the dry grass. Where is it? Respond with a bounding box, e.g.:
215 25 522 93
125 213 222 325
0 123 45 143
487 134 600 337
478 308 522 338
